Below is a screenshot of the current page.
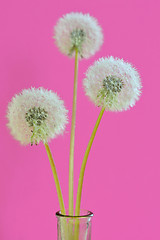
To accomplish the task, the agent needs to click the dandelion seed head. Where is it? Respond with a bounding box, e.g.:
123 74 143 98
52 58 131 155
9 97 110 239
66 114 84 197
54 12 103 59
7 87 68 145
83 56 142 111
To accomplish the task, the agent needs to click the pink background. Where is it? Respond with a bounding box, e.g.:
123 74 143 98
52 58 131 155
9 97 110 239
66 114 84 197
0 0 160 239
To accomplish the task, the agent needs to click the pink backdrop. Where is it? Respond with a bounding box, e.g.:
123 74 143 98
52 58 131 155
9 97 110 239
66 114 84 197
0 0 160 239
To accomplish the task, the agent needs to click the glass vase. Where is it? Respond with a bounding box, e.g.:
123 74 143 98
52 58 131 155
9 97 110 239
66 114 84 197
56 210 93 240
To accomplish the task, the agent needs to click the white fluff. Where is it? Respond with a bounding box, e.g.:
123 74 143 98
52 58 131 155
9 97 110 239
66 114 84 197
54 12 103 59
83 56 142 111
7 87 68 145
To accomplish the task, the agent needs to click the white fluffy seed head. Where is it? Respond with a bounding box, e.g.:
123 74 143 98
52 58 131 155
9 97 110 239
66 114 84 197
83 56 142 111
7 87 68 145
54 12 103 59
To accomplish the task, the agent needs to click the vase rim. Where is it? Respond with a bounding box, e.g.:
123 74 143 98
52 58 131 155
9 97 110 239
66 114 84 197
56 209 93 218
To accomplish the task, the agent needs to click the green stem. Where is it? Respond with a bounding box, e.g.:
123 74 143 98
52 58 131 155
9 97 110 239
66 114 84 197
69 48 79 215
75 107 105 216
44 143 66 214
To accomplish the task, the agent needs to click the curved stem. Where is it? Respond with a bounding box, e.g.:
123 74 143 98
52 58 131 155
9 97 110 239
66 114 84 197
69 48 79 215
75 107 105 216
44 143 66 214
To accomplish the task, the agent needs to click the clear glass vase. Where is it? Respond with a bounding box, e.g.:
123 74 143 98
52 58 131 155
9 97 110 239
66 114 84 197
56 210 93 240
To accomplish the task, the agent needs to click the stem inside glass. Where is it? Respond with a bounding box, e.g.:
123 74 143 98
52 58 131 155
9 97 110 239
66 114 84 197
56 210 93 240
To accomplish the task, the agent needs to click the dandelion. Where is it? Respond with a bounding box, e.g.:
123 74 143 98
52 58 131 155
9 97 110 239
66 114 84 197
7 87 68 145
54 12 103 214
76 57 142 216
83 56 142 111
54 12 103 59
